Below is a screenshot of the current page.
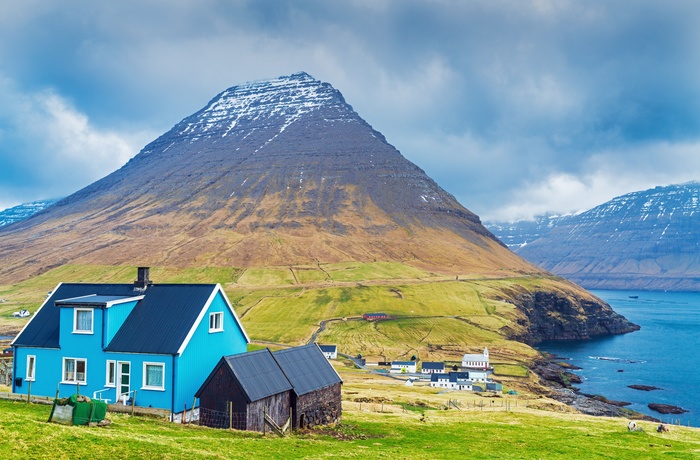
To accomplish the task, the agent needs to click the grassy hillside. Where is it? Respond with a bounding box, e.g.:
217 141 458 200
0 263 556 364
2 368 699 459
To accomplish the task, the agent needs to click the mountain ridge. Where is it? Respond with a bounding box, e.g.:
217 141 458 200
0 72 524 281
490 182 700 291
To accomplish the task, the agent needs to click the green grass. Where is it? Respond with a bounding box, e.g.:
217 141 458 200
494 364 530 377
1 399 698 459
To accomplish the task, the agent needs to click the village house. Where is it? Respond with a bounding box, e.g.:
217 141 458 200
362 313 387 321
429 372 473 391
11 268 249 417
461 347 490 369
420 361 445 374
197 344 342 431
319 344 337 360
389 361 416 374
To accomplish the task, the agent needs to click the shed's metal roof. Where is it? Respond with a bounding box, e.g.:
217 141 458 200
273 344 342 396
220 349 293 403
421 361 444 370
319 345 336 353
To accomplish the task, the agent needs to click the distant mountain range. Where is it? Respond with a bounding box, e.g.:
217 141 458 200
485 182 700 291
0 199 59 228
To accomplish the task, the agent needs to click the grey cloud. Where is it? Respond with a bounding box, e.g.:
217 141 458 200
0 1 699 220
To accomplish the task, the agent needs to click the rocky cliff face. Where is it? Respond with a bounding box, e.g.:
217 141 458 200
489 182 700 291
496 282 640 344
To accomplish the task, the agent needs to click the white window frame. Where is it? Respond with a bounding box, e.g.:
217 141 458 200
142 362 165 391
62 357 87 385
26 355 36 381
209 311 223 333
105 360 116 387
73 308 94 334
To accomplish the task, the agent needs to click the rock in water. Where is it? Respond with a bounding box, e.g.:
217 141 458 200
648 403 688 414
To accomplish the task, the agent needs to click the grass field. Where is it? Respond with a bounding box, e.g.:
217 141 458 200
0 263 579 368
1 368 699 459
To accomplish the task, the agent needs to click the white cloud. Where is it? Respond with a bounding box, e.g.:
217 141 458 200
486 140 700 221
0 76 154 207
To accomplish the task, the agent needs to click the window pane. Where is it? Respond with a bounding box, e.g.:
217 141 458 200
146 364 163 387
27 356 35 379
76 310 92 331
107 362 115 385
65 359 75 381
76 360 86 382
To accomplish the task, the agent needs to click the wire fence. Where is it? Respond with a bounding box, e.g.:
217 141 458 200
198 407 246 430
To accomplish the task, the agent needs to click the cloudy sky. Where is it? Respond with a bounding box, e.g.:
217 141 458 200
1 0 699 221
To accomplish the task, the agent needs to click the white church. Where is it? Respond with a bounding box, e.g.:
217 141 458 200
461 347 490 369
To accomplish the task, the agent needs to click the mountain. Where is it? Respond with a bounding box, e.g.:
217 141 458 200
513 182 700 291
0 72 637 342
0 199 59 228
484 214 572 250
0 72 535 280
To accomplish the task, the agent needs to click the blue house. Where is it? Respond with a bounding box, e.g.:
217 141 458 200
11 268 249 416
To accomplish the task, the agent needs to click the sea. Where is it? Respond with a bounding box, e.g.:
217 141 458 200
538 289 699 427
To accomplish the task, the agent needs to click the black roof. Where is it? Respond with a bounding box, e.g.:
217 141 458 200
105 284 217 354
273 344 342 396
13 283 139 348
14 282 226 354
196 350 293 403
422 361 444 369
319 345 336 353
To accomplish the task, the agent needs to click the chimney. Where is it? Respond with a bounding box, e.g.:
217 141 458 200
135 267 152 289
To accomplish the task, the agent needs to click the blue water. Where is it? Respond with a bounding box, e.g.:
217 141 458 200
538 290 699 426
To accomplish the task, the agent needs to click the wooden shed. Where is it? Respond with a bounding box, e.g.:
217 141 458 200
273 344 343 429
195 349 293 431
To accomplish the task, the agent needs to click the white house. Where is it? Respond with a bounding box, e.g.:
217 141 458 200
429 372 473 391
319 344 337 360
421 361 445 374
390 361 416 374
466 368 490 382
462 347 489 369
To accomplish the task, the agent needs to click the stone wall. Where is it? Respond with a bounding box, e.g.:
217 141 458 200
296 383 341 429
0 358 12 386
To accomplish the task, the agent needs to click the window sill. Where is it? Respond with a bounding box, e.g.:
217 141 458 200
105 384 116 388
141 386 165 392
72 330 94 335
208 328 224 333
60 381 87 385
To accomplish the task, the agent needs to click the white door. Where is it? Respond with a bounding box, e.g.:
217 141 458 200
118 361 130 402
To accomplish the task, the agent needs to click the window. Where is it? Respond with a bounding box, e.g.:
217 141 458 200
63 358 87 384
73 308 94 334
26 355 36 381
106 360 116 387
209 312 223 332
142 362 165 390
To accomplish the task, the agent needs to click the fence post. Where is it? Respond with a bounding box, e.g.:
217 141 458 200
27 380 32 403
228 401 232 430
131 390 137 417
263 406 267 435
